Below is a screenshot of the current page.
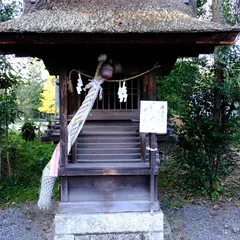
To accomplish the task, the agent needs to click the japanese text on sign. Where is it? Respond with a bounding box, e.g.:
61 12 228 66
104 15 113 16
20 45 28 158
140 101 168 134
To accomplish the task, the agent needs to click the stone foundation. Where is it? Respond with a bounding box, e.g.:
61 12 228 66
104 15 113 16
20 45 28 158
54 211 164 240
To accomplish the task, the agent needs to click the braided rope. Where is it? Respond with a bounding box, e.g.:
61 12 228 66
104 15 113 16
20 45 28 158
38 55 106 210
68 63 161 84
67 57 106 153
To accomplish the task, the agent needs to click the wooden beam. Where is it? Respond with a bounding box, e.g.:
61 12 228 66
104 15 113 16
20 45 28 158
59 200 160 213
59 69 68 167
0 32 238 45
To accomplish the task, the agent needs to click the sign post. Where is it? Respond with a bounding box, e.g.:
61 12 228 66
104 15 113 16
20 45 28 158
140 101 168 213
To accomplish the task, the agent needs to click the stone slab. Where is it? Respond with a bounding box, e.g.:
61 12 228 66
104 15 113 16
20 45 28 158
54 235 75 240
74 232 163 240
55 211 163 235
75 233 142 240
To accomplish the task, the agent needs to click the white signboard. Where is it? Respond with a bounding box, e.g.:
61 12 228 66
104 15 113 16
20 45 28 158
140 101 168 134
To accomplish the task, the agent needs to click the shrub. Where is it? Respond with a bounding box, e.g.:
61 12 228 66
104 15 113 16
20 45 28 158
20 122 37 142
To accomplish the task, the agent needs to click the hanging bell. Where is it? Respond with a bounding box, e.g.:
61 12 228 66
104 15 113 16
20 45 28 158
100 63 113 79
113 62 123 74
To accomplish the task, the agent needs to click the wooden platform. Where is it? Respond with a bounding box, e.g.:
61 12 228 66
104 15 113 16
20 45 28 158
59 120 160 213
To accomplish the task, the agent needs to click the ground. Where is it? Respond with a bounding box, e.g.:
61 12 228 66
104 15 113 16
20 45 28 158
0 201 56 240
0 143 239 240
159 142 240 240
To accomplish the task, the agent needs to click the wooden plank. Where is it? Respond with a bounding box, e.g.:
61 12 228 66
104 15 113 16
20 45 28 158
77 142 140 148
82 126 138 131
59 169 151 176
87 110 140 120
76 160 142 164
1 32 238 45
58 162 152 176
61 162 150 169
79 131 138 136
77 148 141 154
69 175 148 186
59 69 68 167
60 177 69 202
78 137 140 143
68 186 149 201
76 153 141 160
68 175 149 202
59 200 160 213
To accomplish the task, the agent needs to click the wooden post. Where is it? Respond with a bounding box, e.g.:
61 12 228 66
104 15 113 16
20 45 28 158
71 142 77 163
140 133 146 162
148 71 157 213
143 74 148 100
59 69 68 203
148 71 156 101
149 132 157 214
61 176 69 202
59 69 68 167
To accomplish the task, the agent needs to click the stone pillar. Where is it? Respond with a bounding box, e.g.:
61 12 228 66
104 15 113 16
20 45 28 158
54 211 164 240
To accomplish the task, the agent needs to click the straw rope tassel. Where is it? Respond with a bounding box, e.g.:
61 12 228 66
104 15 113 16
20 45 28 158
37 55 107 210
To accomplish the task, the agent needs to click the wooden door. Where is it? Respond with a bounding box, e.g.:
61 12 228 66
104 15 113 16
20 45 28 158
77 77 140 120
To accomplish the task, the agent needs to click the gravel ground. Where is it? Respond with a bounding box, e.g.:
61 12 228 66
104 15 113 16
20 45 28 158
0 202 56 240
0 201 240 240
163 202 240 240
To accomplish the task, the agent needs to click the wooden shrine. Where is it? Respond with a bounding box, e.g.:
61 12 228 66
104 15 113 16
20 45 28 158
0 0 239 215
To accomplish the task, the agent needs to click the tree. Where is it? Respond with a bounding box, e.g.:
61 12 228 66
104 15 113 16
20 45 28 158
16 59 45 120
0 56 21 178
38 75 57 115
158 0 240 197
210 0 239 192
0 0 21 22
0 1 22 178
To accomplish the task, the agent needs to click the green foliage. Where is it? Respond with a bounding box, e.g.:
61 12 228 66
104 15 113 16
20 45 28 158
0 131 55 204
0 56 21 127
196 0 207 17
0 90 18 127
20 122 37 142
157 57 205 116
158 44 240 197
222 0 240 25
0 1 21 22
0 56 20 89
16 58 44 120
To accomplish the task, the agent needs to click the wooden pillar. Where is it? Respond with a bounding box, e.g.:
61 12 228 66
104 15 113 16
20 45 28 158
149 132 157 212
142 74 148 100
148 71 156 100
59 69 68 168
148 71 157 212
59 69 69 202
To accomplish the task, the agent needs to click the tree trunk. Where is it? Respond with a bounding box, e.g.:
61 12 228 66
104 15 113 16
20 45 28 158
211 0 224 193
212 0 222 22
0 124 2 179
4 88 11 178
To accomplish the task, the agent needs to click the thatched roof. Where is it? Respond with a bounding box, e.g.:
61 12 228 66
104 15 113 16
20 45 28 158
0 0 238 34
